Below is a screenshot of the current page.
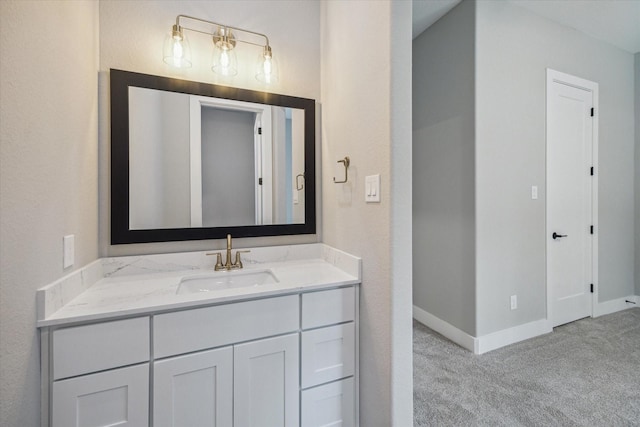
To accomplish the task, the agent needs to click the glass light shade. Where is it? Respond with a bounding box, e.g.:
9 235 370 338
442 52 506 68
211 45 238 76
256 51 279 84
163 31 192 68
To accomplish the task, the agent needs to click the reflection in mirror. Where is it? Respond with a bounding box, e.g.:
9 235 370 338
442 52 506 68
110 69 315 244
128 88 305 230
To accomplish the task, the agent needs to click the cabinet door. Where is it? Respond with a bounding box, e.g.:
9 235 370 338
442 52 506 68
154 346 233 427
301 378 355 427
234 334 299 427
52 364 148 427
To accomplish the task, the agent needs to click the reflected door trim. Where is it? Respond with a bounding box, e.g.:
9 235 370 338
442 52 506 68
188 96 274 227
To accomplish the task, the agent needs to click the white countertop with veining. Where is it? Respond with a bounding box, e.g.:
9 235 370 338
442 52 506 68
36 244 361 328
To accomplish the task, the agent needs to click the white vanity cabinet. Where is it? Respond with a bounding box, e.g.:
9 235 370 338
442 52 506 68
42 285 359 427
152 295 300 427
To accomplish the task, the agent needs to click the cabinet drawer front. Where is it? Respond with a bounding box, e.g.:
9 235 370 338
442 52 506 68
52 363 149 427
301 323 355 388
53 317 149 380
302 287 355 329
301 377 355 427
154 295 299 358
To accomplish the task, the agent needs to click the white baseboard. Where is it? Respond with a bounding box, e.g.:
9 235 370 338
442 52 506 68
475 318 552 354
593 295 638 317
412 305 477 353
413 305 552 355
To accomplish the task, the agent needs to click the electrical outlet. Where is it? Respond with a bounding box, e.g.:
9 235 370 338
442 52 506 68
531 186 538 200
510 295 517 310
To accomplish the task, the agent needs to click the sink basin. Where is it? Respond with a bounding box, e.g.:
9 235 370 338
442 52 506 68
176 269 279 294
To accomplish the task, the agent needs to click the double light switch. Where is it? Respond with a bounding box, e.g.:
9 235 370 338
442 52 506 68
365 174 380 203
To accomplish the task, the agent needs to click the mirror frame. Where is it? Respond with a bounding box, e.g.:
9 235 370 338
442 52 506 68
110 69 316 244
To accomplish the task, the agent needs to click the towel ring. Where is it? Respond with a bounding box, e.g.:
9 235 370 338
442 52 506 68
333 157 350 184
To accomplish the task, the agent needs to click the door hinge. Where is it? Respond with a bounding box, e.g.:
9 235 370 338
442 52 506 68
590 225 594 234
258 127 262 135
590 284 594 293
590 108 594 117
258 178 263 185
590 166 594 176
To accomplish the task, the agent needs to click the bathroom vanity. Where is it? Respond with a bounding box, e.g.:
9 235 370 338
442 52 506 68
37 244 361 427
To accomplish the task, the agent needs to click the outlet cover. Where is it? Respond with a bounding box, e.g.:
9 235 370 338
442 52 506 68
510 295 517 310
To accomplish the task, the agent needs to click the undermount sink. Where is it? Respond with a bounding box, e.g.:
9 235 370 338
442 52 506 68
176 269 279 294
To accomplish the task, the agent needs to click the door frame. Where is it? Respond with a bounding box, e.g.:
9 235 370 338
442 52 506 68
545 68 599 325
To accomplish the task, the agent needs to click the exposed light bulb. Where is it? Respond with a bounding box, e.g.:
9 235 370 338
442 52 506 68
263 57 272 76
172 40 184 64
256 46 278 84
163 25 191 68
212 43 237 76
220 49 230 69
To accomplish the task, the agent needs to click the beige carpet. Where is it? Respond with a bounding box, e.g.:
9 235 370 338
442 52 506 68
413 308 640 426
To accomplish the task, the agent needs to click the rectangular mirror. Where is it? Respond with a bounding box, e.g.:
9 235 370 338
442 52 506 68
111 69 316 244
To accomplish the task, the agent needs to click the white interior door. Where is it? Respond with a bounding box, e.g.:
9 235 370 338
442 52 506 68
546 69 597 327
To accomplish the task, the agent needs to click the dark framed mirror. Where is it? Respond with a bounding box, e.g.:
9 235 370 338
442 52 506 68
110 69 316 244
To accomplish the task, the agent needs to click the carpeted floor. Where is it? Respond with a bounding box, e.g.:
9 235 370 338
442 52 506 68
413 308 640 426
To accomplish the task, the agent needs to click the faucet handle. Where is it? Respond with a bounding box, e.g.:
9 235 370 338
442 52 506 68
234 250 251 269
206 252 224 270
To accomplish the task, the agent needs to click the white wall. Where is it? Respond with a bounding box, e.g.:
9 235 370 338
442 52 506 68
99 0 321 256
475 1 635 335
321 1 413 425
0 1 99 425
129 88 191 229
412 0 476 336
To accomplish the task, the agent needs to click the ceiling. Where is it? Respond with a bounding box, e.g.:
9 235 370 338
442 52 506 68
412 0 640 54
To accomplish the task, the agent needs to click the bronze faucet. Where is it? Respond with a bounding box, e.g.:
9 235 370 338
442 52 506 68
208 234 249 271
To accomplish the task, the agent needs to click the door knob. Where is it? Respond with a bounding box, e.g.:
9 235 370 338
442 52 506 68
552 232 567 240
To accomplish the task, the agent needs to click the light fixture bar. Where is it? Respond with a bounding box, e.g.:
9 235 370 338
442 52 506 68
175 14 271 49
164 14 279 83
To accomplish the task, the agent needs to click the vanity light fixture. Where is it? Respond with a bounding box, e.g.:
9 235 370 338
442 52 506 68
163 15 279 83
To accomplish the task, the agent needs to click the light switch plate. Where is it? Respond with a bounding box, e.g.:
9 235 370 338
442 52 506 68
63 235 74 269
365 174 381 203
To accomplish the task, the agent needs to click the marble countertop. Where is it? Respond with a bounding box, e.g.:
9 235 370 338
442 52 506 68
37 244 361 328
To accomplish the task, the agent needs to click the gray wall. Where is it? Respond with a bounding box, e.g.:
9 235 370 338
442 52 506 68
475 1 635 334
0 1 99 425
636 52 640 297
201 108 256 227
412 0 476 336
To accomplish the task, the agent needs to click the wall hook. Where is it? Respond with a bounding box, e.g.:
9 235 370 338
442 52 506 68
333 156 350 184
